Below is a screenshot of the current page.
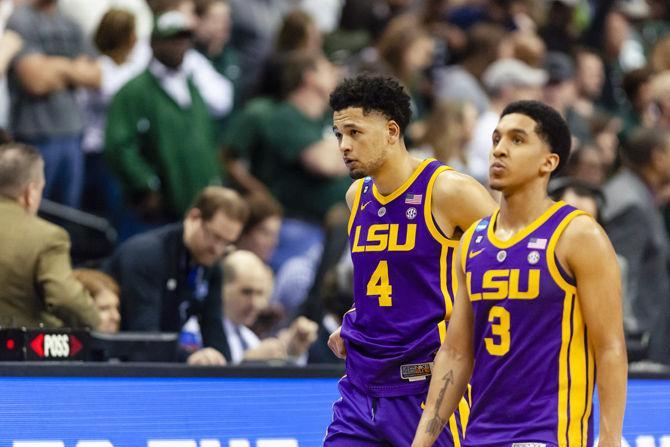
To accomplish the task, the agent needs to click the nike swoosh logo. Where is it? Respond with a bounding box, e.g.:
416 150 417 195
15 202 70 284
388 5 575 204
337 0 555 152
361 201 372 211
469 248 485 259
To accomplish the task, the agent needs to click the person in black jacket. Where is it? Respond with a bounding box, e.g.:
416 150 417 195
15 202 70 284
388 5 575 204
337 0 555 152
106 186 249 365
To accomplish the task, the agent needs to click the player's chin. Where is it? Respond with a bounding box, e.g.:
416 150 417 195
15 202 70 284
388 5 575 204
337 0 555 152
488 177 505 191
349 168 367 180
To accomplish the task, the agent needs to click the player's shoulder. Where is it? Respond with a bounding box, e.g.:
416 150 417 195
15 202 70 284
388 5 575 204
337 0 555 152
345 178 365 209
432 168 485 199
557 212 610 254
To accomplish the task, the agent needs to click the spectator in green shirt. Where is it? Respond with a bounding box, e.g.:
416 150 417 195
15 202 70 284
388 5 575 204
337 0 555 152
105 10 223 231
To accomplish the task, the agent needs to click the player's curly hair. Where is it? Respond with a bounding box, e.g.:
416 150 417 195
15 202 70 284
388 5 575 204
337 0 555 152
501 100 572 175
329 74 412 134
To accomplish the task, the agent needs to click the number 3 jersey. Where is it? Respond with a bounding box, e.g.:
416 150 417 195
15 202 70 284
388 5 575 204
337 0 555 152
341 159 458 397
461 202 594 447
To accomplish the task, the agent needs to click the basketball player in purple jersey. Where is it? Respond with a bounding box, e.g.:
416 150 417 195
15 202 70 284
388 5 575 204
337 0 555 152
325 75 496 446
413 100 627 447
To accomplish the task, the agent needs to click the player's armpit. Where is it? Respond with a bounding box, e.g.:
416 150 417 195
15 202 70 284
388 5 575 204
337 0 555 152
431 170 497 238
558 215 627 443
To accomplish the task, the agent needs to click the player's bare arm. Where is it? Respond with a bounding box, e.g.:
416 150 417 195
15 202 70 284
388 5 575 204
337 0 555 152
556 215 628 446
412 240 475 447
431 170 497 238
327 179 363 360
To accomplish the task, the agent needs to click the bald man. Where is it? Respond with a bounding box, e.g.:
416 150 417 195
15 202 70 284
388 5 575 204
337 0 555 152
221 250 318 364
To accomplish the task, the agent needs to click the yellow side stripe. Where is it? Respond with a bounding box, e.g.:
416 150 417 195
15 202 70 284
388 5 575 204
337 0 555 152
448 414 461 447
568 297 588 446
558 291 573 446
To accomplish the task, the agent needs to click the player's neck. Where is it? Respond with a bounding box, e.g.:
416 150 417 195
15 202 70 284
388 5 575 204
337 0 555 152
497 184 554 232
371 150 417 196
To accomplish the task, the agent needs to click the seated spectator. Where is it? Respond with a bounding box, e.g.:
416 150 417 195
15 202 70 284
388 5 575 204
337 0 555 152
236 192 283 263
603 128 670 364
548 177 606 221
221 250 318 365
565 144 606 187
105 10 229 234
105 186 248 365
73 268 121 333
0 143 100 329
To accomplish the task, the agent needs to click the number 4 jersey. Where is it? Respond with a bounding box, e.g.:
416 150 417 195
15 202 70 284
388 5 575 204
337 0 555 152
461 202 594 447
341 159 458 397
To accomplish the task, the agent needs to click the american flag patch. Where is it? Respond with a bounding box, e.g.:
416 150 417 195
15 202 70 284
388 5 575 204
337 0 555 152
405 193 422 205
527 238 547 250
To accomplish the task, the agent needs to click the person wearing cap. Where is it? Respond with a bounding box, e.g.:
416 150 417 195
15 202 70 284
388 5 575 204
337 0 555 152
105 9 227 231
466 58 546 184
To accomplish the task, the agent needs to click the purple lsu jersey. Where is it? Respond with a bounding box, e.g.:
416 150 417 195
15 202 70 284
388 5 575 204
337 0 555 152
461 201 594 447
342 159 459 397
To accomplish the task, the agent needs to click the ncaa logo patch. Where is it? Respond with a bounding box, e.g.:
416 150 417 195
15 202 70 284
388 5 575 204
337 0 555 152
497 250 507 262
476 221 488 232
406 207 417 220
378 207 386 217
527 250 541 265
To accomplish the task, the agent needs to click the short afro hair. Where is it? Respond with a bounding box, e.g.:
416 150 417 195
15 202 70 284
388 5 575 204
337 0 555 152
329 74 412 135
501 100 572 175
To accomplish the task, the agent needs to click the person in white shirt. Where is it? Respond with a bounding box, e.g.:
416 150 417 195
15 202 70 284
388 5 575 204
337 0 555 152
221 250 318 365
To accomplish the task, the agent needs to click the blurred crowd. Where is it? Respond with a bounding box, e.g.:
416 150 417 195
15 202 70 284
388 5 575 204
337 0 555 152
1 0 670 366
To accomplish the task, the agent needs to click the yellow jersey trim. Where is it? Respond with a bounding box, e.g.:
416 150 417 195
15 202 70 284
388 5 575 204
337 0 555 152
438 320 447 343
459 220 480 273
487 201 566 249
347 179 365 235
423 165 456 247
424 164 459 322
372 158 433 205
546 209 587 293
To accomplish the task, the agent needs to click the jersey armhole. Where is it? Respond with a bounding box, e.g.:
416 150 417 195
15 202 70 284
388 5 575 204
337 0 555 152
546 210 587 292
424 165 458 247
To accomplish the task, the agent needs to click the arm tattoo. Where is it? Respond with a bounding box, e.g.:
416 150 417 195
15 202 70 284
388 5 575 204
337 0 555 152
424 370 454 436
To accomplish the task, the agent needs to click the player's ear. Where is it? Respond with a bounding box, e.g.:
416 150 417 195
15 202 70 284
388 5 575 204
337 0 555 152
387 120 400 145
540 152 560 175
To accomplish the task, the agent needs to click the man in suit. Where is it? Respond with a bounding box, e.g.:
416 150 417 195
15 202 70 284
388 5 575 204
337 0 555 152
603 127 670 364
0 143 101 329
105 186 248 365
